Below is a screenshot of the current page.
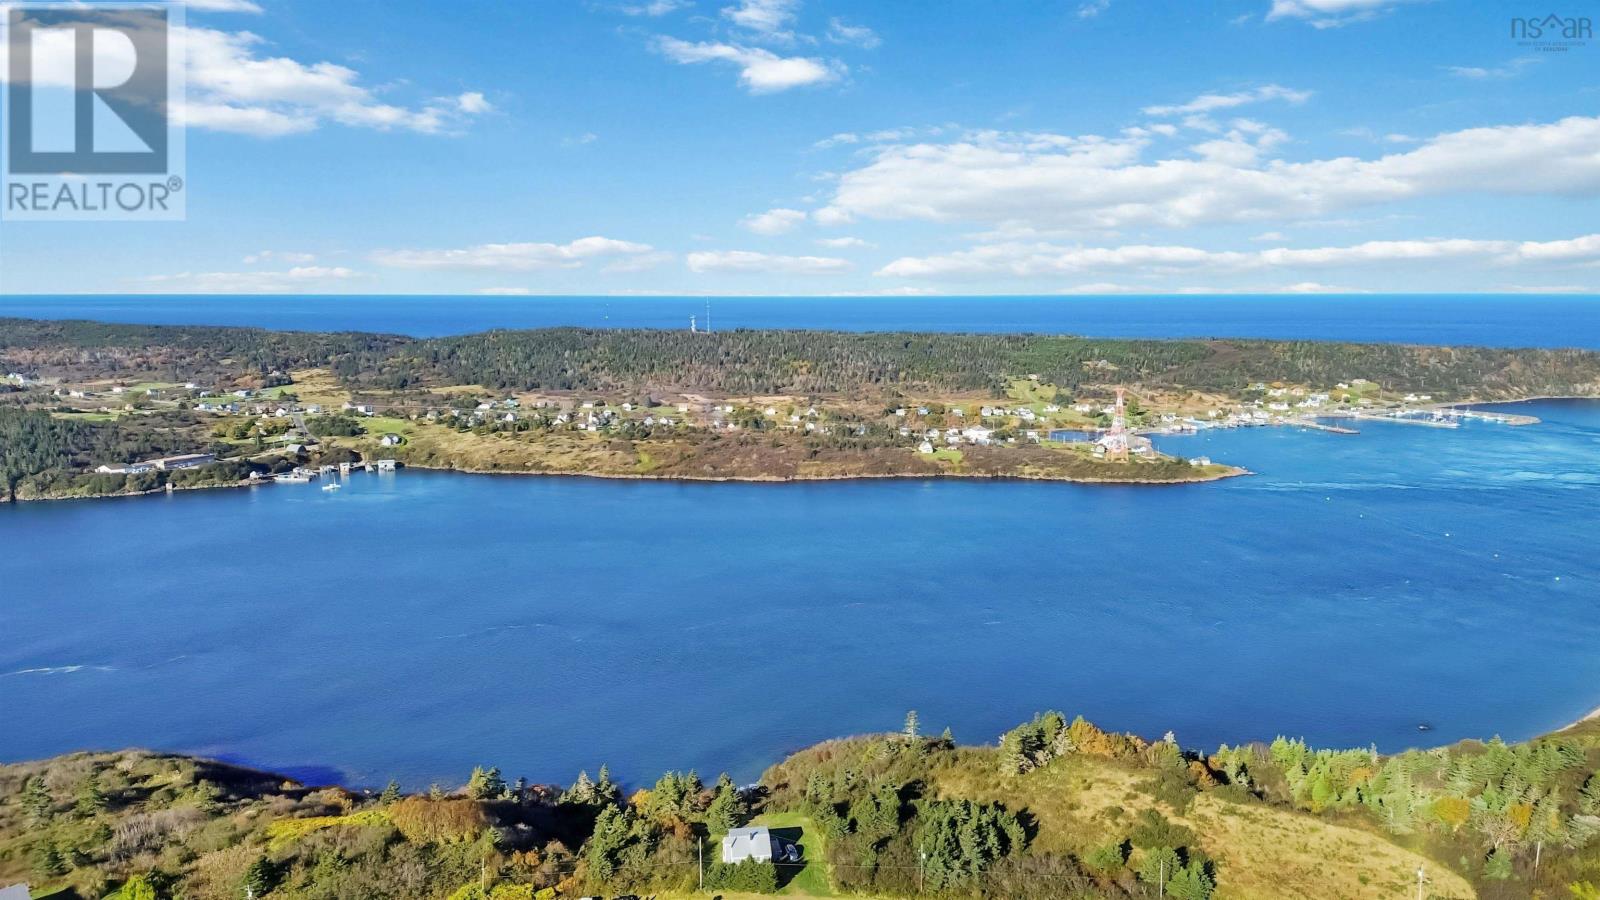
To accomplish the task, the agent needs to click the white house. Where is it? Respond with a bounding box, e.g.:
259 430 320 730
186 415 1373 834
96 462 154 475
721 827 799 865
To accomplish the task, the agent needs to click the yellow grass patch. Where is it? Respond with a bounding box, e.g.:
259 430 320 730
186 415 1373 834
930 754 1474 900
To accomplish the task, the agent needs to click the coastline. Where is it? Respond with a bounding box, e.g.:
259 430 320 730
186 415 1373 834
395 458 1251 486
0 476 263 505
10 391 1596 505
1560 703 1600 733
1 461 1248 504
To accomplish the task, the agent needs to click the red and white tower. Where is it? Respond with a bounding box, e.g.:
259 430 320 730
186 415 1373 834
1098 387 1132 460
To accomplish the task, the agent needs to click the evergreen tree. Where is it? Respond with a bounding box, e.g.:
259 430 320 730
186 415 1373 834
583 805 632 882
1138 847 1182 891
75 773 108 817
466 766 506 800
379 780 401 804
31 839 67 878
914 798 1026 890
1169 859 1216 900
902 710 919 743
243 855 278 896
706 773 747 833
21 775 52 823
566 770 595 803
594 764 619 804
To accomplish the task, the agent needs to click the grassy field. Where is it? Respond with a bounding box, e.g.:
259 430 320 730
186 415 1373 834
359 415 416 437
284 369 356 408
750 810 835 897
928 751 1476 900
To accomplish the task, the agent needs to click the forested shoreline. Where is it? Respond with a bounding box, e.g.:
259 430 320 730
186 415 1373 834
4 713 1599 899
6 317 1600 399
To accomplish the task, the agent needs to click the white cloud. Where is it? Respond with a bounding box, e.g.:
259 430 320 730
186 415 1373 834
243 250 316 264
476 287 534 295
816 236 874 248
372 237 658 271
1266 0 1420 28
740 207 807 234
185 0 264 12
1077 0 1111 18
1142 84 1311 117
811 206 854 226
827 17 881 49
654 37 842 92
619 0 689 15
876 235 1600 280
1280 281 1368 293
721 0 799 41
817 116 1600 233
137 266 359 293
456 92 492 115
173 27 491 136
686 250 851 274
1446 58 1540 80
813 132 860 149
1500 284 1596 294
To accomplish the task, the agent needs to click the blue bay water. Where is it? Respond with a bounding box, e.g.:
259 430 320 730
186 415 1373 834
3 293 1600 346
3 400 1599 789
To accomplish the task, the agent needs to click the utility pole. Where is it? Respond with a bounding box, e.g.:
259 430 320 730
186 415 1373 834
1415 865 1426 900
1159 857 1166 899
698 836 704 892
918 841 925 894
1535 839 1543 878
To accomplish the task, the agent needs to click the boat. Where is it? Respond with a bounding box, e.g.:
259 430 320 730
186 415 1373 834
321 482 342 492
273 473 310 484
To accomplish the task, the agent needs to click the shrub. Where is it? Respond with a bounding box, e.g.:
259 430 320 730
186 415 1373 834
389 797 490 844
704 859 779 893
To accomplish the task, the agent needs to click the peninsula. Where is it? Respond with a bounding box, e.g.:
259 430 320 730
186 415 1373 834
4 317 1599 501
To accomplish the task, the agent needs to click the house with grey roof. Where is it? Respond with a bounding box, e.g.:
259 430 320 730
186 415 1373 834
721 826 801 865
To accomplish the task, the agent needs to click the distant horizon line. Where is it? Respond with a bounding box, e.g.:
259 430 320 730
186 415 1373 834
3 291 1599 300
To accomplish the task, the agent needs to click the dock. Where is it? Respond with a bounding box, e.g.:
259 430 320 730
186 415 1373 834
1432 405 1541 426
1293 419 1359 435
1352 410 1459 429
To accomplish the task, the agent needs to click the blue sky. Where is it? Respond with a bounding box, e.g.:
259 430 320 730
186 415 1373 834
1 0 1598 295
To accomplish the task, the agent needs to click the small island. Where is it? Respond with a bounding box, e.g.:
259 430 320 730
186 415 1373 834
4 317 1598 502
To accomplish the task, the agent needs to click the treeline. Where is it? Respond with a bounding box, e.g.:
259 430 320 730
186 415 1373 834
0 318 408 386
0 407 225 501
7 714 1600 899
1214 732 1600 883
6 317 1600 400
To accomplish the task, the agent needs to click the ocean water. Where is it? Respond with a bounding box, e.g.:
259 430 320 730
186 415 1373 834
3 399 1598 789
3 293 1600 347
